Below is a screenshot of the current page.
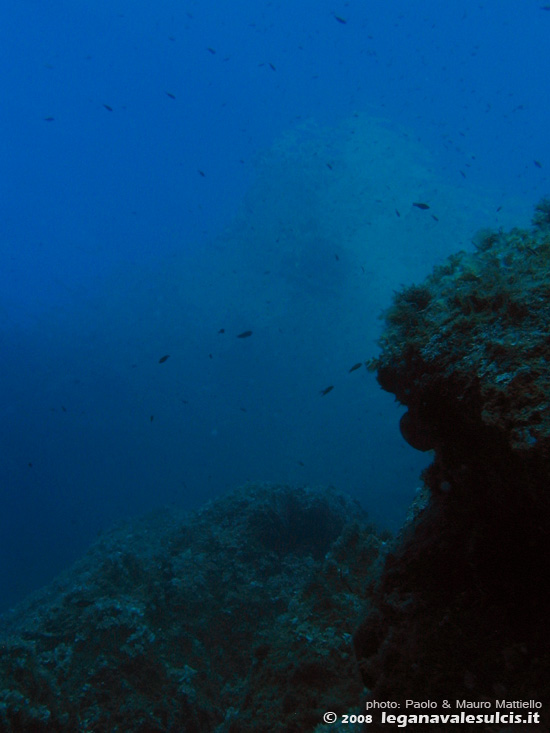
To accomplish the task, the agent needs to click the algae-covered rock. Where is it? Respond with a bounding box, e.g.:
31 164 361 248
354 201 550 731
0 483 383 732
377 204 550 457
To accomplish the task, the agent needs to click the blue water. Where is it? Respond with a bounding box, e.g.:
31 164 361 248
1 0 549 611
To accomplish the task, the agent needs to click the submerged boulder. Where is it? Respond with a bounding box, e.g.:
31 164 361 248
354 200 550 730
0 483 384 732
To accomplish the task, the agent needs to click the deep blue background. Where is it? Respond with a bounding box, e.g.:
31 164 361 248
1 0 549 610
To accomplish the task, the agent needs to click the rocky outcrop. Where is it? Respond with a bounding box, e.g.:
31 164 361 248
0 483 384 732
354 200 550 731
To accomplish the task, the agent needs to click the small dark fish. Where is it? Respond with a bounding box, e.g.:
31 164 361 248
218 328 225 334
237 330 253 338
207 47 216 54
268 62 276 71
103 104 113 111
496 206 502 212
209 353 213 359
44 116 55 122
150 415 154 422
541 5 550 9
298 460 305 466
534 160 542 168
198 169 206 177
395 209 400 217
334 15 347 24
334 253 339 261
158 354 170 363
413 202 430 210
61 405 67 412
320 385 334 395
165 91 176 100
326 162 333 170
349 363 362 373
431 214 439 222
240 407 247 412
460 170 466 178
28 462 32 468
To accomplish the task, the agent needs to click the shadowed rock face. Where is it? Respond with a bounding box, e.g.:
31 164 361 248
378 199 550 459
354 200 550 731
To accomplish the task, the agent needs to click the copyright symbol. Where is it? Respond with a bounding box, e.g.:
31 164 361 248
323 712 337 724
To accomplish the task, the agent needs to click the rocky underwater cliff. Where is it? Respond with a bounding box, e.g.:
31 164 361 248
1 201 550 731
354 198 550 731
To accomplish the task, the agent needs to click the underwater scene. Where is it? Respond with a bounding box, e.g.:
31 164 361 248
1 0 550 730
